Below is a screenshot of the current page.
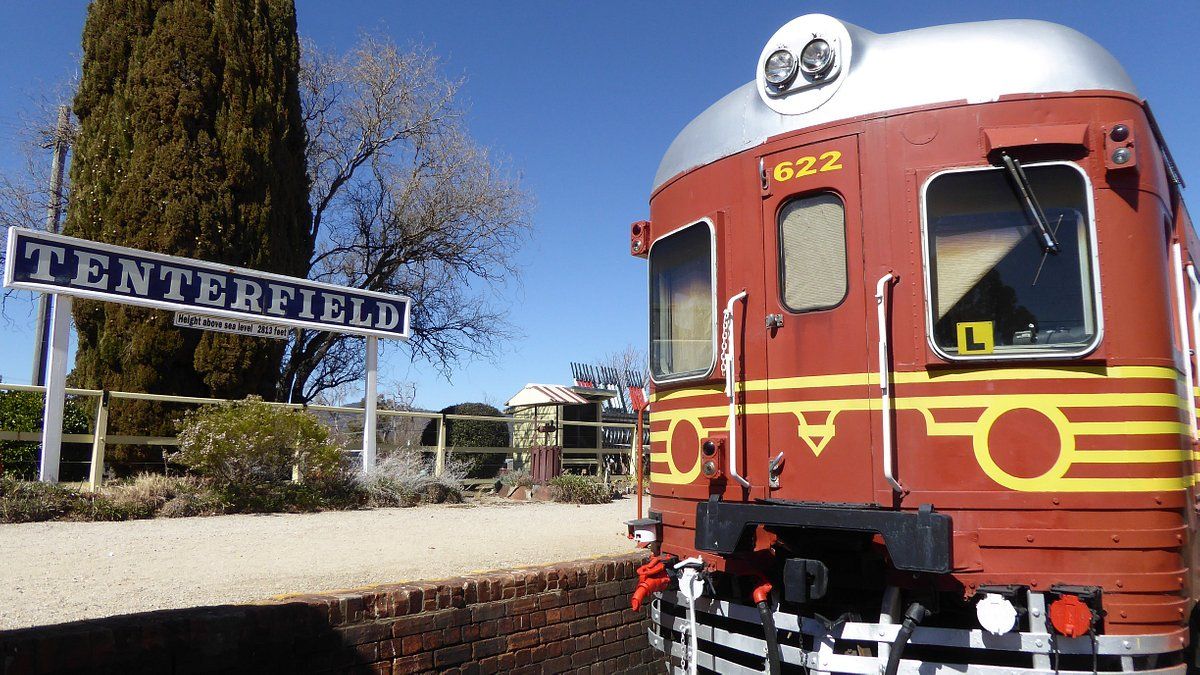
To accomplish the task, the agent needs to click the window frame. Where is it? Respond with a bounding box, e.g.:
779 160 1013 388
776 191 850 314
647 217 718 384
919 160 1104 362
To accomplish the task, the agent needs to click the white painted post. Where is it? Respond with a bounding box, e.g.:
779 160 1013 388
362 336 378 471
39 294 72 483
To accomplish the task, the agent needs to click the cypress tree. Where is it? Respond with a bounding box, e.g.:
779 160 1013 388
64 0 311 434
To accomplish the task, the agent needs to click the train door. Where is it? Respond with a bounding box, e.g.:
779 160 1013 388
758 135 877 504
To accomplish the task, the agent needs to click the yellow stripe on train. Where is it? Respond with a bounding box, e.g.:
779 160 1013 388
648 367 1194 492
650 365 1180 404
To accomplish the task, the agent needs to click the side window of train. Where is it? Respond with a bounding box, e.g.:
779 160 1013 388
778 193 848 312
923 162 1099 359
649 220 715 382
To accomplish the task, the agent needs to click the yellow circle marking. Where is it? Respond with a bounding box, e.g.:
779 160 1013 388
972 405 1075 490
651 417 704 485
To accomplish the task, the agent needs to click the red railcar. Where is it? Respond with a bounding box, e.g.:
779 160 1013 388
627 14 1197 675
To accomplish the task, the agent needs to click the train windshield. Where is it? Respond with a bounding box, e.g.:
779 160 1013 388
650 222 714 381
925 163 1097 357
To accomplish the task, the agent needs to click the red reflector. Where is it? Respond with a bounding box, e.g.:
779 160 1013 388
1048 594 1095 638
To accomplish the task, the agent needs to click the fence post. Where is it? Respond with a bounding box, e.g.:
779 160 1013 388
594 403 606 484
555 405 564 448
434 413 447 477
87 391 110 491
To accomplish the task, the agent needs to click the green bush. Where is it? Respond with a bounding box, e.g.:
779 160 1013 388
419 402 510 479
547 473 611 504
173 397 349 509
0 391 91 479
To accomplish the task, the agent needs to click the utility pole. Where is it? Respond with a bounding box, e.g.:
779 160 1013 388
30 105 71 386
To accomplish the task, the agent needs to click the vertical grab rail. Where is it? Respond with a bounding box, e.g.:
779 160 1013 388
875 273 904 494
1171 244 1198 439
723 290 750 488
1186 264 1200 436
1187 264 1200 381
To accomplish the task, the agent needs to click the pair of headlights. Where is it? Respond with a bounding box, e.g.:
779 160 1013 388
764 38 835 89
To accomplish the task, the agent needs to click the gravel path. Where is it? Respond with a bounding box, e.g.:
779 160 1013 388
0 498 636 630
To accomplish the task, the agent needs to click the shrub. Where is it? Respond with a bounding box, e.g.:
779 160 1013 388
0 476 80 522
419 402 510 479
547 473 611 504
0 391 91 480
173 397 348 509
498 469 533 490
358 452 464 508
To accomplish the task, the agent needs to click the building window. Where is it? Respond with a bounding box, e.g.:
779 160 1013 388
650 221 714 381
925 163 1098 358
779 193 847 312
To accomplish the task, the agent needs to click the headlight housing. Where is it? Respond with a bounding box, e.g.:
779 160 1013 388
799 38 835 78
764 49 798 87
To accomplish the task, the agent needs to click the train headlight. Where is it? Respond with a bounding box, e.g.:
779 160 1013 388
976 593 1018 635
764 49 798 87
799 38 835 78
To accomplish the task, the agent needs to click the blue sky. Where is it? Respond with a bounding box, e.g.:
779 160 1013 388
0 1 1196 410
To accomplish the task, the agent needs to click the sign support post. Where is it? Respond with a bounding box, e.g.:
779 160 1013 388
39 293 72 483
362 336 378 471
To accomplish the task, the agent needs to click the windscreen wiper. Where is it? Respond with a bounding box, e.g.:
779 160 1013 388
999 152 1060 254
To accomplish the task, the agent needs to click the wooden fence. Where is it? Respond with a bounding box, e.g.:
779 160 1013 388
0 383 637 490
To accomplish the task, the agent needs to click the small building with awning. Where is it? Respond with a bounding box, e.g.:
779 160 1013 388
505 383 619 474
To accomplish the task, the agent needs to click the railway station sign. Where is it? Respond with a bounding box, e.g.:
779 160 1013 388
4 227 411 340
4 225 411 481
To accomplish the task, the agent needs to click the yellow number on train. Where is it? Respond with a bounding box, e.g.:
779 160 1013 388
772 149 843 184
794 156 818 178
818 150 843 172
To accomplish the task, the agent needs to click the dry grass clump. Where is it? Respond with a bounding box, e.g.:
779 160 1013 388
104 474 220 519
0 474 222 523
357 452 464 508
497 469 534 490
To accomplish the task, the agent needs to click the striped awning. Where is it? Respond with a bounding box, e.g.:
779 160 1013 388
505 383 590 408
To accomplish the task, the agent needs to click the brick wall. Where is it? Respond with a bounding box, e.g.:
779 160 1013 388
0 552 661 674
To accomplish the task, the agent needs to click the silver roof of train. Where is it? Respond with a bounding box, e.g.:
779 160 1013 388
653 16 1138 192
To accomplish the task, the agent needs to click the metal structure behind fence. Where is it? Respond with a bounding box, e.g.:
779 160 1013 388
0 383 636 491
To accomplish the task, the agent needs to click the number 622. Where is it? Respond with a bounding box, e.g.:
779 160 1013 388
772 150 843 183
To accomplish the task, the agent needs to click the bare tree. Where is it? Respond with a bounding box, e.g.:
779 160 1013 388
315 378 426 451
0 93 78 283
280 35 532 403
598 344 648 383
